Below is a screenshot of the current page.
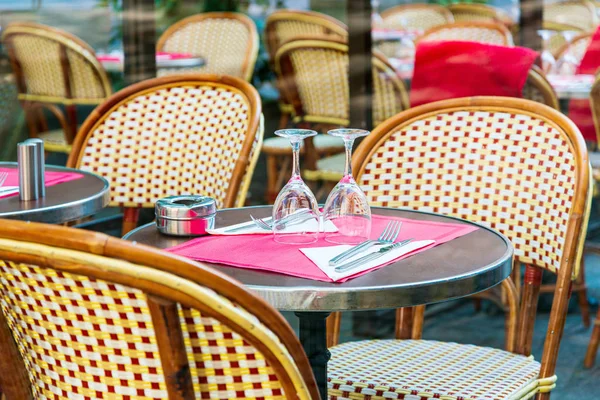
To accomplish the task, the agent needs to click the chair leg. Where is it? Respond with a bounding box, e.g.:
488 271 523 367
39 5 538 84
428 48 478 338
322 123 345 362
395 307 415 339
584 309 600 368
278 111 290 130
121 207 140 236
472 298 482 312
412 305 426 339
576 256 591 328
326 312 341 348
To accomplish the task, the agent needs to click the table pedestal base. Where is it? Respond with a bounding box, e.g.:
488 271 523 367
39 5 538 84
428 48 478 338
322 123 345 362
295 311 331 399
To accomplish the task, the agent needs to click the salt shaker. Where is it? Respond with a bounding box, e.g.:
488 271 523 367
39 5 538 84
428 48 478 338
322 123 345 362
25 138 45 198
17 141 42 201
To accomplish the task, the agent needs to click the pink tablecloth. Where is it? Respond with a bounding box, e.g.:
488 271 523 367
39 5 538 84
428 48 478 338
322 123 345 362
0 167 84 200
167 214 478 283
96 51 193 63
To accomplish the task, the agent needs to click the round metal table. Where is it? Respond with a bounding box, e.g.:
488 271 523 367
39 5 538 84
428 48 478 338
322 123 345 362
0 162 110 224
99 54 206 73
125 206 513 398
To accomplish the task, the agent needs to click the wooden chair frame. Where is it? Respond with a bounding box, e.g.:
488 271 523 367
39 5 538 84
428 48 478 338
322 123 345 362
157 12 259 82
416 21 514 46
553 32 593 64
525 65 560 110
67 74 262 235
2 22 112 151
330 98 589 397
0 219 319 400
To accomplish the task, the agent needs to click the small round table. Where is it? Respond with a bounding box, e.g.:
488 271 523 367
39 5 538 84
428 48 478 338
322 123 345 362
125 206 513 398
0 163 110 224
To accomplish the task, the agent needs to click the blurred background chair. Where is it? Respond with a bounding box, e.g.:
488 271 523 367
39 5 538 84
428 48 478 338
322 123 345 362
544 0 598 32
67 74 263 235
328 96 590 400
156 12 259 81
0 219 319 400
380 4 454 32
267 37 410 202
264 9 348 130
417 21 514 46
0 74 25 160
448 3 514 28
2 22 112 155
552 32 594 75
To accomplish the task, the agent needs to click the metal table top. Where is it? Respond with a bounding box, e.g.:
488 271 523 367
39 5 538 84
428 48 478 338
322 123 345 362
547 74 594 100
0 162 109 224
125 206 513 312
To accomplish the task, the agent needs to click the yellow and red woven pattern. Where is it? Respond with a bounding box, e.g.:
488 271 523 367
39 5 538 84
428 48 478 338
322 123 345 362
420 24 512 45
359 109 576 273
328 340 548 400
159 16 257 80
0 261 167 400
77 82 253 208
180 305 287 399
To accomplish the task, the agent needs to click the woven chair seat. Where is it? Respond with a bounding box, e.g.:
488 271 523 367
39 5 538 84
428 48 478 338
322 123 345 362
262 134 344 154
329 340 556 400
38 128 72 154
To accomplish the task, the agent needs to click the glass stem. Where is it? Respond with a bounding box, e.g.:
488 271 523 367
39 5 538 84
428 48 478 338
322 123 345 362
343 138 354 177
291 140 301 179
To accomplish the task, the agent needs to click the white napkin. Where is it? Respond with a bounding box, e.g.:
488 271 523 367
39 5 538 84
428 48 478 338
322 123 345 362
208 215 338 236
301 240 435 282
0 186 18 196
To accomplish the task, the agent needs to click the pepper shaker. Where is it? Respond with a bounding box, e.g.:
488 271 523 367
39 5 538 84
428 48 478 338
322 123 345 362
17 141 40 201
25 138 45 198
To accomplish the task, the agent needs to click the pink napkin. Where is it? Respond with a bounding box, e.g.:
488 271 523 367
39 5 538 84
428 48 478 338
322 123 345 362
0 167 84 200
167 214 479 283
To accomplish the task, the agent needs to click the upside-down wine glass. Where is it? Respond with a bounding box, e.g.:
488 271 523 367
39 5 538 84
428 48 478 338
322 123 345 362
272 129 320 244
323 128 371 244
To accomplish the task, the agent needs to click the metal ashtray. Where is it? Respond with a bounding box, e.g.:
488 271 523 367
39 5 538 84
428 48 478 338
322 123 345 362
155 195 216 236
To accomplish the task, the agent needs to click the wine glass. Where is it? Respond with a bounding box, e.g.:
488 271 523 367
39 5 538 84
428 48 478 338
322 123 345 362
272 129 320 244
323 128 371 244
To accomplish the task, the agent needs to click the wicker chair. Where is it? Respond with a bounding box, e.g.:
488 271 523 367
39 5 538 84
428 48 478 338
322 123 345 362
2 22 112 154
448 3 512 23
327 97 590 400
265 37 410 201
552 32 593 75
264 9 348 131
544 0 598 32
156 12 259 81
380 4 454 31
310 66 559 186
67 74 263 235
417 21 514 46
0 219 319 400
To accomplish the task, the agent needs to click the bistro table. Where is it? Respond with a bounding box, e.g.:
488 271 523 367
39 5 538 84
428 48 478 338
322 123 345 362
547 74 594 100
97 52 206 73
124 206 513 398
0 162 109 224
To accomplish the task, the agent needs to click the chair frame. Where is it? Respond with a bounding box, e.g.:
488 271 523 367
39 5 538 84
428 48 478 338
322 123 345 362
416 21 514 46
67 74 262 234
553 32 593 63
525 65 560 110
2 22 112 149
328 98 589 396
156 12 259 82
0 219 320 400
448 3 515 27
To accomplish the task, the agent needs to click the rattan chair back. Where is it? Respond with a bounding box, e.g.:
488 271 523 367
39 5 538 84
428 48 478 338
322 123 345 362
275 37 409 127
380 4 454 31
522 65 560 109
2 22 111 105
157 12 259 81
544 0 598 31
0 219 318 400
417 21 514 46
265 9 348 63
589 73 600 143
67 74 263 212
448 3 514 26
352 96 590 377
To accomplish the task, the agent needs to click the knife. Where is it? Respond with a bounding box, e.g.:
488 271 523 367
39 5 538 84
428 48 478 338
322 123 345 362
334 238 413 273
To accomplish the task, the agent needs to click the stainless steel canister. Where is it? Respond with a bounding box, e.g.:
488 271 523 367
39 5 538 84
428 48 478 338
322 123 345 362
17 141 40 201
155 195 216 236
25 138 45 198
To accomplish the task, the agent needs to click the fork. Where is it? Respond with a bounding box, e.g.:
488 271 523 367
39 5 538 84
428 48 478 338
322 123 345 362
251 211 316 231
329 220 402 266
0 172 8 187
223 209 311 233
